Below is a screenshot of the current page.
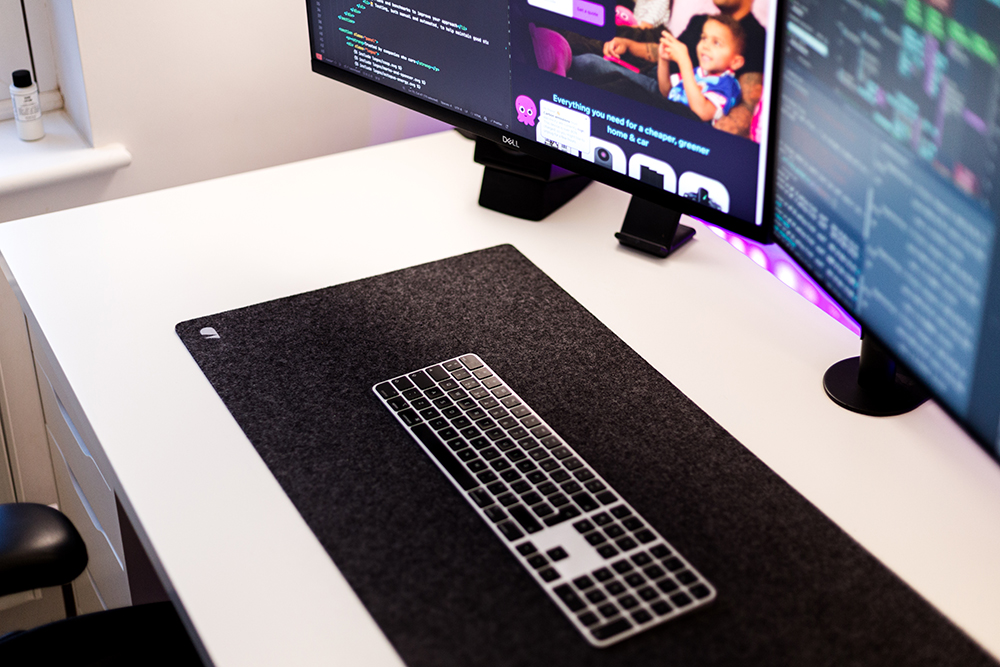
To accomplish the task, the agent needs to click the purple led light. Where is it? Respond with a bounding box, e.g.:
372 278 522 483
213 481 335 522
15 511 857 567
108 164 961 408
703 222 861 335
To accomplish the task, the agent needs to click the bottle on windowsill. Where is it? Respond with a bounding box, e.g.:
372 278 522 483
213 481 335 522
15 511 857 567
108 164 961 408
9 69 44 141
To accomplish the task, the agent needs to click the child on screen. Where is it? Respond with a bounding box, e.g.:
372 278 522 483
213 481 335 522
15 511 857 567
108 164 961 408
657 14 744 123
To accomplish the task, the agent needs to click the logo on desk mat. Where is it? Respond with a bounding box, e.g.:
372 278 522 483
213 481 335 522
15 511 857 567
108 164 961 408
199 327 221 340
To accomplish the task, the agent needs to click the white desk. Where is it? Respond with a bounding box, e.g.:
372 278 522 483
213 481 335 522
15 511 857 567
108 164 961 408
0 131 998 664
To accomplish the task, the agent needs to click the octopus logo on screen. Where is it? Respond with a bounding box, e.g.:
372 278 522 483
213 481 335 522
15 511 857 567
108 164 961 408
515 95 537 126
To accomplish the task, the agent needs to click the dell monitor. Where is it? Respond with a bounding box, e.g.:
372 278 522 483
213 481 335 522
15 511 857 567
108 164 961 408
768 0 1000 460
308 0 778 249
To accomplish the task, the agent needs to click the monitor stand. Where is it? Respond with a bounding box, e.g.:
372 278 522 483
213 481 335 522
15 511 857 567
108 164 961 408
823 333 928 416
614 196 696 258
474 137 591 221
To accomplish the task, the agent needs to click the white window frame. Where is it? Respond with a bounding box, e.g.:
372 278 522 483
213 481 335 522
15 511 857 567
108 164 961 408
1 0 62 120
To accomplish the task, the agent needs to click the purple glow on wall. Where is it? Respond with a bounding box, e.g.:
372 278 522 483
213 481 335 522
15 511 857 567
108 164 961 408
701 222 862 336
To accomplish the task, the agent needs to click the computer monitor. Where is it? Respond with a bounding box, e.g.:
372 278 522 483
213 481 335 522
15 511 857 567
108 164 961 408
307 0 778 245
767 0 1000 460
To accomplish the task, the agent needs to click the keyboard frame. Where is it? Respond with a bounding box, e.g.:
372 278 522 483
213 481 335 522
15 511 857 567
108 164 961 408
373 354 716 647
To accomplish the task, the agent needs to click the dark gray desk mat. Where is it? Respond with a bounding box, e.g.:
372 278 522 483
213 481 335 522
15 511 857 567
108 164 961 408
176 245 994 666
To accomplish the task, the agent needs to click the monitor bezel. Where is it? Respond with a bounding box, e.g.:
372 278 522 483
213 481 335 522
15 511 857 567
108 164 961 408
308 7 773 243
762 0 1000 463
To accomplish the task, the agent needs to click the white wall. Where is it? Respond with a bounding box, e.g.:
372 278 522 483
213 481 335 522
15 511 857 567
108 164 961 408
2 0 449 222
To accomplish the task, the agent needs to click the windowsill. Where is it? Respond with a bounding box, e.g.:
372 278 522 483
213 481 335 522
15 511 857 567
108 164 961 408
0 110 130 196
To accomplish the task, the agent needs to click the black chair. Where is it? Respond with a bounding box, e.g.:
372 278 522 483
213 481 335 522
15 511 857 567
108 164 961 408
0 503 203 665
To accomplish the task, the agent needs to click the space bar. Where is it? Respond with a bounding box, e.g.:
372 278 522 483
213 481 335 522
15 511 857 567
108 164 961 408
411 423 477 490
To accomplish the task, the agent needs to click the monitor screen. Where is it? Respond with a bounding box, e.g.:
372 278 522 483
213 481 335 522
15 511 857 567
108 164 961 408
768 0 1000 458
308 0 778 240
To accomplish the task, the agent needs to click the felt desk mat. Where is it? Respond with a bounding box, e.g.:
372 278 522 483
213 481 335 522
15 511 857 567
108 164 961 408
176 245 994 666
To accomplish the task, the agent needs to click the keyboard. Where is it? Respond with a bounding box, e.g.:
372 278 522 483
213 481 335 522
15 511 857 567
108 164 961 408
373 354 715 647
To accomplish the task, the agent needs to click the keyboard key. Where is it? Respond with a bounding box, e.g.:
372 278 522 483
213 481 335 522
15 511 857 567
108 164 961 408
398 409 421 426
611 560 633 574
539 568 560 582
489 459 511 471
549 493 570 507
483 377 502 389
690 584 712 599
501 395 522 408
574 468 596 481
521 415 541 428
606 525 626 539
605 581 626 596
585 532 607 545
387 396 407 411
511 481 531 494
610 505 632 519
585 480 606 493
635 530 657 544
537 482 558 495
631 609 653 624
631 553 652 567
597 603 620 619
498 521 524 541
457 449 478 462
669 592 693 608
551 446 572 460
452 369 471 381
543 506 581 526
573 519 594 533
500 469 521 482
443 359 462 371
550 469 571 483
664 558 685 572
592 512 612 526
618 594 639 610
539 459 561 472
578 612 600 627
510 405 531 417
561 481 582 495
597 545 619 558
408 371 435 389
427 365 450 381
592 618 632 640
623 517 643 531
592 568 613 582
586 589 608 603
624 573 645 588
651 601 672 616
375 382 398 398
467 460 488 473
489 406 508 419
546 547 568 561
676 571 697 585
402 388 422 400
476 470 498 483
650 545 671 559
509 505 543 534
573 576 594 590
657 579 679 594
528 555 548 569
470 489 492 507
485 506 507 523
596 491 618 504
473 367 493 379
643 565 665 580
497 493 518 507
563 457 584 471
532 503 555 518
391 376 414 391
553 585 586 612
521 491 542 506
638 587 659 601
459 354 483 370
516 460 537 472
516 542 536 556
616 537 638 551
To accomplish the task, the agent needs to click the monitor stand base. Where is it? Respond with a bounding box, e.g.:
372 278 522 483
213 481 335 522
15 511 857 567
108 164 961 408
615 196 695 258
474 138 591 221
823 335 927 416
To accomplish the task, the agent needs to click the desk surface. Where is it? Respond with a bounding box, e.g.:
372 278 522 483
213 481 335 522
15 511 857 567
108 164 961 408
0 131 997 665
